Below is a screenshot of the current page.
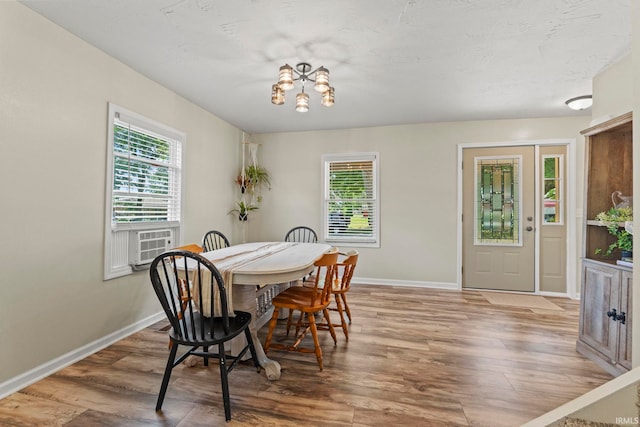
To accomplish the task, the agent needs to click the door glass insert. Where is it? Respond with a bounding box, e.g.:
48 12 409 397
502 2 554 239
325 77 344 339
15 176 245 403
475 156 521 245
542 155 562 224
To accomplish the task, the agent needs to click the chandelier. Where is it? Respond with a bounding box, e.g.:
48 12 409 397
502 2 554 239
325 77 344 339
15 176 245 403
271 62 335 112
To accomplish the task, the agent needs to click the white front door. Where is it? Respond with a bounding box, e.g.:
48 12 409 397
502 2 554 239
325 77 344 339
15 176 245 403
462 146 536 292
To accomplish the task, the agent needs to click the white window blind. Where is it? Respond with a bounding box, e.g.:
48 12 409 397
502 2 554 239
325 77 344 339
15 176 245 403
323 153 379 246
104 103 184 279
112 115 182 223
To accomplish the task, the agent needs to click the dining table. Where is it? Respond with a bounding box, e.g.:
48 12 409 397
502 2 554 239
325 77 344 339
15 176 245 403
199 241 331 380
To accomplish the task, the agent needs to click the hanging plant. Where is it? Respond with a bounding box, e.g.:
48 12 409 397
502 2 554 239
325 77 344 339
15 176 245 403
228 201 259 222
235 175 249 193
235 165 271 194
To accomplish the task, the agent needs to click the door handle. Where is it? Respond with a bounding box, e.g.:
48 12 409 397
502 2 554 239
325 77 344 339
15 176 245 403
526 226 533 231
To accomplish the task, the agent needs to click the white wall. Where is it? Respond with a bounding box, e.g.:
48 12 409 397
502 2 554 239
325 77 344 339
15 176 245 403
592 55 633 125
253 117 590 287
0 2 241 384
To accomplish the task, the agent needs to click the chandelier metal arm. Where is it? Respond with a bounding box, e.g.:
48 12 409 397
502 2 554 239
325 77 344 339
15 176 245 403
292 62 322 83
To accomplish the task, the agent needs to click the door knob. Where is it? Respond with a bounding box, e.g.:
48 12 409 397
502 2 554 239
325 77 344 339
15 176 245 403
526 226 533 231
527 216 533 221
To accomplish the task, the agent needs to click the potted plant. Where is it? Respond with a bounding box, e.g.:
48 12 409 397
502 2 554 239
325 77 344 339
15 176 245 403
594 207 633 259
595 206 633 224
595 223 633 258
228 201 258 221
236 165 271 194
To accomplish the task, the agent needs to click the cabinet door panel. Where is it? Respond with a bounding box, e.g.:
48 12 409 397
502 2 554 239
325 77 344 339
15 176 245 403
579 262 619 361
618 270 633 370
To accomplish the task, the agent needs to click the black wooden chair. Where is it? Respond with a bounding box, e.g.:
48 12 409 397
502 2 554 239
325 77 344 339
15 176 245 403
149 250 259 422
284 226 318 243
202 230 230 252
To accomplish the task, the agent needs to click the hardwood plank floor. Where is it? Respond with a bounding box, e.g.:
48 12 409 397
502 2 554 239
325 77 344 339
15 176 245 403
0 285 612 426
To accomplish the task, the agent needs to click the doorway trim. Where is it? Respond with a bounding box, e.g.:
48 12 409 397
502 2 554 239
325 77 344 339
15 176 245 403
456 139 577 298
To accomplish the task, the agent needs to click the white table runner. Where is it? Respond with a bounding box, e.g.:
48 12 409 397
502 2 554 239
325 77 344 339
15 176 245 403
193 242 294 317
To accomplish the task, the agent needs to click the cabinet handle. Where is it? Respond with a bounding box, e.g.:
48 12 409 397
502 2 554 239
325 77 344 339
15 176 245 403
617 312 626 325
606 308 627 324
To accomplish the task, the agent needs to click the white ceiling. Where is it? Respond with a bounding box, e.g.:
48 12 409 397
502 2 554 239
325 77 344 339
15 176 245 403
21 0 631 134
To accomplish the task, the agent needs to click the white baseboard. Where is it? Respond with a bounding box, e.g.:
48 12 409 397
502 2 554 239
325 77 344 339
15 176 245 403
538 290 572 299
0 311 165 400
352 276 459 290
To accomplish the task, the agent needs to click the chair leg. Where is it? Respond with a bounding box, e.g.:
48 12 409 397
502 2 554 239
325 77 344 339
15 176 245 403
333 294 349 340
307 313 323 371
294 311 305 337
156 341 179 411
341 293 352 323
263 307 280 352
323 308 337 344
218 342 231 422
203 345 209 366
286 310 295 336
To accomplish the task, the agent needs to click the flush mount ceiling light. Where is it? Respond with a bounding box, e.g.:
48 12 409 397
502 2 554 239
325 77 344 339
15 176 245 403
271 62 335 112
565 95 593 110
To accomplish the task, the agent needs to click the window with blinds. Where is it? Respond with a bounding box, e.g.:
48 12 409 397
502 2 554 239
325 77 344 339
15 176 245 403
104 103 184 279
323 153 379 246
112 117 182 223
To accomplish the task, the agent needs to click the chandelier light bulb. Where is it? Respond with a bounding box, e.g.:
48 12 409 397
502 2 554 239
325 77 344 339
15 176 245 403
314 66 330 93
296 91 309 112
321 87 335 107
278 64 294 91
271 84 285 105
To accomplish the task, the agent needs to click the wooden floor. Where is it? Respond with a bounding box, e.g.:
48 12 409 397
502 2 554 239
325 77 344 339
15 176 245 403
0 285 612 426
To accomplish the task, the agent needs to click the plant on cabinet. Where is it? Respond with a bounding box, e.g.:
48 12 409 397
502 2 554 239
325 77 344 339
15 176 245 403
594 207 633 259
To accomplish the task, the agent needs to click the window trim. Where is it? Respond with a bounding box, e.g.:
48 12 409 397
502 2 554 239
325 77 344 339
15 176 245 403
322 152 380 248
104 103 185 279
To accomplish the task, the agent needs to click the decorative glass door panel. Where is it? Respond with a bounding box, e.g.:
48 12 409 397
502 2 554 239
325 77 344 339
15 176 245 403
475 156 521 245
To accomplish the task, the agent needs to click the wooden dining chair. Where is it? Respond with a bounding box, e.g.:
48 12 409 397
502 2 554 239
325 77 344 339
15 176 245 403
286 250 359 340
172 244 204 316
284 226 318 243
325 250 358 339
202 230 230 252
174 243 203 253
263 249 339 370
149 250 260 422
284 226 318 284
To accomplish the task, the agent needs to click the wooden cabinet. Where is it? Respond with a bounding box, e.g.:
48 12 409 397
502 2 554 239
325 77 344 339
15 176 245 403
582 113 633 261
577 259 632 376
577 112 633 376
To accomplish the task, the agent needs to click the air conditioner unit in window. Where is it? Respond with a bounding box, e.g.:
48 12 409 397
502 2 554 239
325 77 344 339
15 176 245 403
133 229 173 266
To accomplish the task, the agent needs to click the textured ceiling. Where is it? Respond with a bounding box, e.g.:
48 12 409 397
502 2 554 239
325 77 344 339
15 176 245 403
21 0 631 134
